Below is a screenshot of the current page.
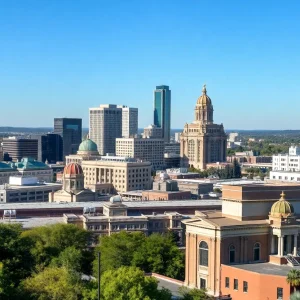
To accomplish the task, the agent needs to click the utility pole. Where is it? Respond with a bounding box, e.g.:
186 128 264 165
98 252 100 300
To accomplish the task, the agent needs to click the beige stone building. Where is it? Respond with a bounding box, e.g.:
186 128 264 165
180 85 227 170
116 137 165 170
82 155 152 193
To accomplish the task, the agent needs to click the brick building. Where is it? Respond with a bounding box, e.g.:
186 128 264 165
183 183 300 299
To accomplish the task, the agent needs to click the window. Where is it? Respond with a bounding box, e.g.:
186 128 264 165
199 241 208 267
200 278 206 289
225 277 229 288
229 245 235 263
234 279 238 290
243 281 248 293
253 242 260 261
277 287 283 299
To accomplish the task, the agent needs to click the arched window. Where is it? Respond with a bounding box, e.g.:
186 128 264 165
199 241 208 267
229 245 235 263
253 243 260 261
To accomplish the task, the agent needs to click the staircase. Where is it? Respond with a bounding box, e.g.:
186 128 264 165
286 254 300 266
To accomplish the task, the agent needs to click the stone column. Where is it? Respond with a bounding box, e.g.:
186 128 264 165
278 236 284 256
244 237 248 262
271 235 275 254
294 234 298 256
109 169 112 183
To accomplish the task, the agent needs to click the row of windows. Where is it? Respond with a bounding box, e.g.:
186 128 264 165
225 277 283 299
199 242 261 267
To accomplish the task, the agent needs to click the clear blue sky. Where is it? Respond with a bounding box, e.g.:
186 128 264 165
1 0 300 129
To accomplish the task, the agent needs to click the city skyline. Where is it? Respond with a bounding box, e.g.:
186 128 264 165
1 1 300 129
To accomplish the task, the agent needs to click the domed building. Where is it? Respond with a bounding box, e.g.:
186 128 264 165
49 162 96 203
180 85 227 170
65 137 101 165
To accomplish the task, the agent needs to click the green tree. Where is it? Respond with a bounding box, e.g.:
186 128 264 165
101 266 172 300
93 231 146 275
23 224 91 269
22 266 83 300
287 269 300 293
291 291 300 300
232 158 241 178
0 224 34 299
133 233 185 280
179 286 214 300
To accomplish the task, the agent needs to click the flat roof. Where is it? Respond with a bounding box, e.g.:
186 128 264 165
0 183 62 190
0 217 64 228
0 199 222 210
226 262 298 276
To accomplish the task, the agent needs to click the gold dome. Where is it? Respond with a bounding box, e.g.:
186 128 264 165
270 192 294 218
197 85 212 106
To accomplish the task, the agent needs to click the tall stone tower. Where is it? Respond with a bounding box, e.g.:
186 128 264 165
180 85 227 170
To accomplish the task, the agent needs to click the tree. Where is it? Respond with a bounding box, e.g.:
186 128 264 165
23 224 91 269
232 158 241 178
93 231 146 275
0 224 34 299
133 233 185 280
22 266 83 300
291 291 300 300
179 286 214 300
287 269 300 292
100 266 172 300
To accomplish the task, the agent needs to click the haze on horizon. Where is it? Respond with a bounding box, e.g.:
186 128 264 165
1 0 300 130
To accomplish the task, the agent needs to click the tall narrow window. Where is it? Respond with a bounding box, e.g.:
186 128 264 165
277 287 283 299
225 277 229 288
253 242 261 261
229 245 235 263
243 281 248 293
234 279 238 290
199 241 209 267
200 278 206 289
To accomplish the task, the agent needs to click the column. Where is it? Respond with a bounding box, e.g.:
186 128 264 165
278 236 284 256
244 237 248 262
294 234 298 256
271 235 275 254
109 169 112 183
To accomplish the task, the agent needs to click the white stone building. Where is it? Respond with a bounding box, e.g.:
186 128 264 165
116 138 165 170
143 124 163 139
117 106 138 138
272 146 300 172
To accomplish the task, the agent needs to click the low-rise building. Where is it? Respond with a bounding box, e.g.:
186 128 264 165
142 190 191 201
0 176 61 203
175 179 213 198
82 155 152 193
273 145 300 171
64 195 185 243
116 137 165 170
183 182 300 299
268 170 300 183
143 124 163 139
0 158 53 184
156 168 200 180
164 153 181 168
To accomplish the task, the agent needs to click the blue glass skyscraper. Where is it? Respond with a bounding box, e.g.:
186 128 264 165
153 85 171 142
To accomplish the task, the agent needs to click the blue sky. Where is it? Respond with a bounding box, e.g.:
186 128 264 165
1 0 300 129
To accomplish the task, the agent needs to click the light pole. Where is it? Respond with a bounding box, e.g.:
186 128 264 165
98 251 100 300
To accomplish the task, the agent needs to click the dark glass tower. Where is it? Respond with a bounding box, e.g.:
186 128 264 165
153 85 171 142
54 118 82 161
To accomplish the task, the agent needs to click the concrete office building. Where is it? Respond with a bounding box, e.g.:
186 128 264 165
0 176 61 203
180 85 227 169
30 133 63 163
2 137 38 162
81 155 152 193
143 124 163 139
273 145 300 171
118 105 138 138
89 104 122 155
154 85 171 142
116 138 165 170
54 118 82 160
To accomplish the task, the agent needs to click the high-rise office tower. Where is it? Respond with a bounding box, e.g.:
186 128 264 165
89 104 122 155
31 133 63 163
154 85 171 143
117 106 138 138
2 137 38 161
54 118 82 161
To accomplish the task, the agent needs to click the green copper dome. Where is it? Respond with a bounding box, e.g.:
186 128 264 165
270 192 294 218
78 139 98 152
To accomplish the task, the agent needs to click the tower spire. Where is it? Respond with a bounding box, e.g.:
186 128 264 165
202 84 207 94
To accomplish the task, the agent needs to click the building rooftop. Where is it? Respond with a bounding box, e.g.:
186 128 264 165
0 199 222 210
0 217 64 228
14 158 50 170
227 262 298 276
